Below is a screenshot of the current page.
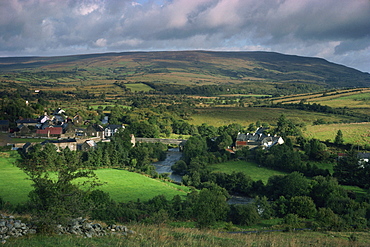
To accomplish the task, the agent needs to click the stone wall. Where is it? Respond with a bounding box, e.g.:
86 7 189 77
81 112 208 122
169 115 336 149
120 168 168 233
0 215 135 244
0 214 36 244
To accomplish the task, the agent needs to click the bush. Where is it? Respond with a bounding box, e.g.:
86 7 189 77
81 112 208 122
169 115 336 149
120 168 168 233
171 160 188 175
228 204 260 226
283 214 300 231
288 196 317 219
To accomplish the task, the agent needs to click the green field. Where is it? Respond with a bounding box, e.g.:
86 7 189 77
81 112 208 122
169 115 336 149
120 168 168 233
125 83 153 92
93 169 190 202
208 160 287 184
189 107 359 127
307 91 370 108
303 122 370 146
0 152 189 205
0 152 31 204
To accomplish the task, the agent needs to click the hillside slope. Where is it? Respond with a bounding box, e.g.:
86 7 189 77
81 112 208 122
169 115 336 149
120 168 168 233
0 51 369 95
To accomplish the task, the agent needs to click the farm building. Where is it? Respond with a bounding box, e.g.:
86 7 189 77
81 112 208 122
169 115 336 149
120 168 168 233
235 128 284 150
104 124 125 138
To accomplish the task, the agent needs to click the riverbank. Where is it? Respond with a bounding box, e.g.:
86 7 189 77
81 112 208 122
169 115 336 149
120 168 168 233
153 148 183 183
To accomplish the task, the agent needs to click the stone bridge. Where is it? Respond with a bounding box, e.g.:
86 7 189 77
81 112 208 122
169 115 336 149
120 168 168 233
135 138 187 151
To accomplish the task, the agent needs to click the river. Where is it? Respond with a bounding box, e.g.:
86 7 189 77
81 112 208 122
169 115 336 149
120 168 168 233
152 148 183 183
152 148 253 204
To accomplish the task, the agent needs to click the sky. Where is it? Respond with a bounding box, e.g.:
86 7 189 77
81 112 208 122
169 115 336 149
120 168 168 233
1 0 370 73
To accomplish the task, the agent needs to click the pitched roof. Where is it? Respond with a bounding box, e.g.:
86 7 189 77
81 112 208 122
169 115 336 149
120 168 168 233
36 127 63 135
41 138 77 145
85 140 97 147
16 118 38 124
0 120 9 125
105 124 124 130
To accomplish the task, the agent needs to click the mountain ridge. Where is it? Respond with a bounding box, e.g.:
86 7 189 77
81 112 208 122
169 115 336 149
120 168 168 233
0 50 369 95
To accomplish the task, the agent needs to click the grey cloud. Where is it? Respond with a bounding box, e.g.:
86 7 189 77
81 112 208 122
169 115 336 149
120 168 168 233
334 37 370 55
0 0 369 72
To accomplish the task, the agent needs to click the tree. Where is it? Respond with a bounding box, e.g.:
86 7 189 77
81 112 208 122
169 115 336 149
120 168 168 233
253 196 273 219
247 123 255 132
266 172 310 200
218 123 242 139
235 146 250 160
215 133 233 150
310 176 348 208
192 188 229 228
171 160 188 175
315 208 344 230
228 204 260 226
17 144 101 229
183 135 207 164
197 123 217 137
334 149 361 186
283 214 300 229
275 114 301 137
304 139 329 161
334 130 344 145
288 196 317 218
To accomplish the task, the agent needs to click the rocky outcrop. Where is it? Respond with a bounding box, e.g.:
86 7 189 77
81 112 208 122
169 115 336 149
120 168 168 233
1 215 135 244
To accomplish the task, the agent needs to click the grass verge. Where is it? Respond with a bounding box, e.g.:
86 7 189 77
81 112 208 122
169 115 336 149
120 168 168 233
5 223 370 247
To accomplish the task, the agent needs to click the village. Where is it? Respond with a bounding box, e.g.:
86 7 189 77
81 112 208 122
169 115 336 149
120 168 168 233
2 106 288 155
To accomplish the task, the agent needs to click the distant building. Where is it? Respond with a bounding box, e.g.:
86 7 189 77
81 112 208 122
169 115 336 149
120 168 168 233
80 140 97 151
104 124 125 138
102 116 109 124
235 127 284 150
0 120 9 132
36 127 63 138
23 139 78 153
17 124 31 135
41 139 77 152
16 118 38 127
86 124 105 138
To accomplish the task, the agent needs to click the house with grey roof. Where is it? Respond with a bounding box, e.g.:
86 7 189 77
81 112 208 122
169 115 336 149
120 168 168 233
235 127 284 150
104 124 125 138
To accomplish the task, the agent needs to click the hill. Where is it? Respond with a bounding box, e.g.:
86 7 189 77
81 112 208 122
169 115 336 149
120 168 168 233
0 51 369 96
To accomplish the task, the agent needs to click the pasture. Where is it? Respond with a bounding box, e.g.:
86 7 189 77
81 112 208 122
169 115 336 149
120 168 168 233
311 92 370 108
208 160 287 184
92 169 190 202
0 152 31 205
0 151 189 205
125 83 154 92
189 107 359 127
272 88 370 108
303 122 370 146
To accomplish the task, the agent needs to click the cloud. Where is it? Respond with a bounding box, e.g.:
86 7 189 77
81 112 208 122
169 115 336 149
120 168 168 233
0 0 369 72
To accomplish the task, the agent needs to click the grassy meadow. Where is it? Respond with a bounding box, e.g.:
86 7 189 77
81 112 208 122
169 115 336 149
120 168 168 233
303 122 370 146
0 151 189 205
0 152 31 205
208 160 287 184
125 83 154 92
93 169 190 202
311 91 370 108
